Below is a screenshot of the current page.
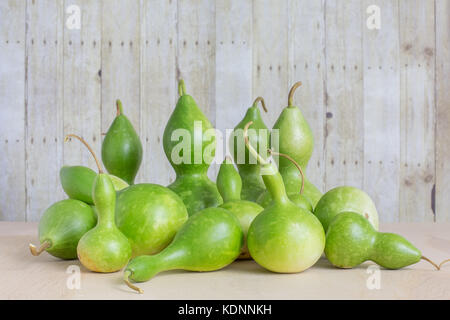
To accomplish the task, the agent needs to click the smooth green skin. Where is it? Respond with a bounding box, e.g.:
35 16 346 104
37 199 96 259
230 103 270 201
102 101 143 185
247 161 325 273
168 174 222 216
60 165 129 204
217 158 263 259
163 81 222 215
271 101 323 208
77 173 132 273
314 186 379 232
115 183 188 257
325 212 421 269
125 207 244 282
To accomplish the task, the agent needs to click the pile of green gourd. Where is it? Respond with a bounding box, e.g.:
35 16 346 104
29 80 449 294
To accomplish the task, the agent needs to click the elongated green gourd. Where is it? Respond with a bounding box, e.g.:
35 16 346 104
67 134 132 273
244 122 325 273
102 100 143 185
60 165 128 204
29 199 96 260
325 212 441 270
314 186 379 232
163 79 222 215
257 82 322 208
123 207 243 293
230 97 270 201
217 157 263 259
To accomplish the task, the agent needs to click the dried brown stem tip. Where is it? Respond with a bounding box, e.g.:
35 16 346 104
421 256 440 270
65 134 103 174
253 97 268 113
29 240 51 256
288 81 302 107
124 271 144 294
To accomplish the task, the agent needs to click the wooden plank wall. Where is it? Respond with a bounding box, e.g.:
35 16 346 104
0 0 448 222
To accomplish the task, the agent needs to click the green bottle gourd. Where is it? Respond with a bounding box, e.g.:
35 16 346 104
115 183 189 257
257 82 322 208
67 134 132 273
60 165 128 205
123 207 244 294
230 97 270 201
243 122 325 273
163 79 222 216
101 100 143 185
325 212 441 270
29 199 97 260
314 186 379 232
217 156 264 259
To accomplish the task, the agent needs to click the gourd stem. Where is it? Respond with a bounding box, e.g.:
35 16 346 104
116 99 124 116
439 259 450 269
65 134 104 174
124 270 144 294
269 150 304 195
178 79 186 96
252 97 268 113
243 121 269 165
287 81 302 107
29 240 51 256
421 256 440 270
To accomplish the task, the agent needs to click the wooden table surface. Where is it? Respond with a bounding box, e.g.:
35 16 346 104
1 221 449 300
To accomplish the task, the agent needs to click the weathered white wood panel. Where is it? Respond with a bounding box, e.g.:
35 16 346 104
252 0 289 128
140 0 177 185
324 0 364 190
0 0 449 223
177 0 217 179
435 0 450 223
288 0 326 192
215 0 253 163
399 0 436 222
0 0 26 221
26 0 65 221
101 0 141 178
63 0 102 171
362 0 400 222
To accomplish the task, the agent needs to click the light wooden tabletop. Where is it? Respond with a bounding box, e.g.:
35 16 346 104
1 221 449 300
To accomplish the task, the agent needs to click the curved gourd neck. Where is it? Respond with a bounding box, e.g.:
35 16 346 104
93 174 116 229
260 163 290 204
217 159 241 202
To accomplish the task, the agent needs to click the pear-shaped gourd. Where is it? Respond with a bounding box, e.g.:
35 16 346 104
244 122 325 273
29 199 96 260
325 212 440 270
123 207 243 293
314 186 379 232
102 100 143 185
217 156 263 259
230 97 270 201
60 165 128 205
67 135 132 273
257 82 322 208
115 183 188 257
163 80 222 216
